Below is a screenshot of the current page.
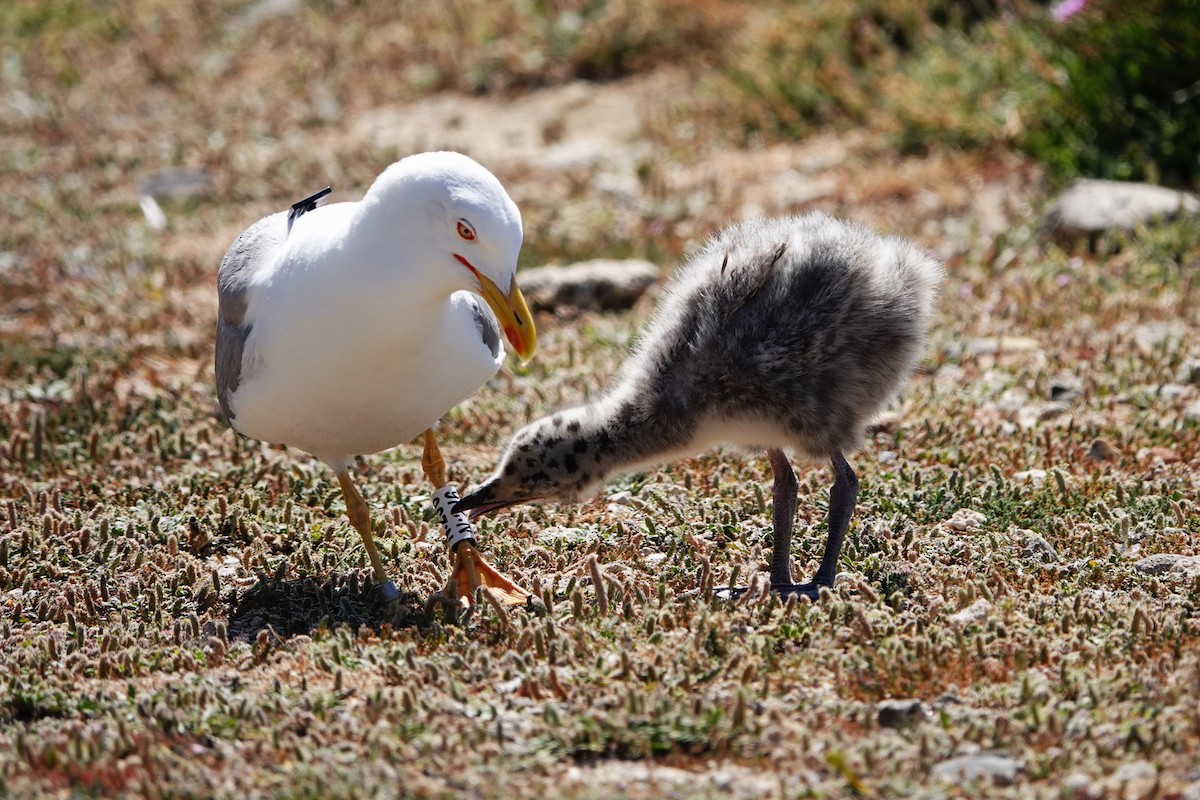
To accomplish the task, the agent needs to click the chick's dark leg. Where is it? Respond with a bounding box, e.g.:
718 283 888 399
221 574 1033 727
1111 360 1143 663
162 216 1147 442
713 449 798 600
336 471 400 607
772 450 858 597
812 450 858 588
767 448 799 585
713 450 858 601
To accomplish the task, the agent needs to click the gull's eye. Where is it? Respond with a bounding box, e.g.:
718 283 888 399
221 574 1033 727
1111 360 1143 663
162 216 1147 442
456 220 476 241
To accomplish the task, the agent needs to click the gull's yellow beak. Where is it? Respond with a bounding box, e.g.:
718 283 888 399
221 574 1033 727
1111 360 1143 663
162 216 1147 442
455 254 536 362
479 274 536 363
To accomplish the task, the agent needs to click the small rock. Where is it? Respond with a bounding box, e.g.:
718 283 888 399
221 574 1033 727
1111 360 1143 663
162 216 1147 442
946 508 987 532
932 691 962 709
948 599 992 627
1018 530 1059 562
520 259 660 312
964 336 1043 357
1184 402 1200 422
1158 382 1189 401
1086 439 1121 463
932 753 1022 787
1183 779 1200 800
877 698 926 728
1137 446 1182 464
139 167 213 201
1135 553 1183 575
1017 401 1070 429
1049 375 1082 402
1049 385 1079 402
1043 179 1200 242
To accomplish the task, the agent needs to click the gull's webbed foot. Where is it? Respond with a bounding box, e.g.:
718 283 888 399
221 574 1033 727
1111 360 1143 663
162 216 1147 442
445 540 531 607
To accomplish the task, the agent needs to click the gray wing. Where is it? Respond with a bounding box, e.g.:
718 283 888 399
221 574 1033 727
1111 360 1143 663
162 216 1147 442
215 211 287 424
469 296 503 361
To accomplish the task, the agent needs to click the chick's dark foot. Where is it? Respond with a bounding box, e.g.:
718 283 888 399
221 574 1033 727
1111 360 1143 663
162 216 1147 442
712 581 827 602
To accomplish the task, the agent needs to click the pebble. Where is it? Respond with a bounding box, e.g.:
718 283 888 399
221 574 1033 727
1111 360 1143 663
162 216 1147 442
1049 376 1082 402
931 753 1022 787
1016 400 1070 428
139 167 213 201
962 336 1043 357
1137 446 1182 464
945 508 987 532
948 599 992 627
1018 530 1059 562
1086 439 1121 463
876 698 926 728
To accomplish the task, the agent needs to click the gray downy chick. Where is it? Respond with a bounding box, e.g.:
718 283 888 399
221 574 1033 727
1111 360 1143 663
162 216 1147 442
456 213 943 597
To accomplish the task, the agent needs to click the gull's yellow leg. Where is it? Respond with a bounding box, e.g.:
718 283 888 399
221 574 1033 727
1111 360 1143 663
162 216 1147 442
336 470 400 606
421 429 530 607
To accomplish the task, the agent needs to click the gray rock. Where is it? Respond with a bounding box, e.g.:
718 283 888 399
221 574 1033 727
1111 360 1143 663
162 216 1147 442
1043 179 1200 242
948 599 991 627
139 168 213 201
1183 779 1200 800
1019 530 1059 563
520 259 660 312
877 698 926 728
1134 553 1184 575
932 753 1022 787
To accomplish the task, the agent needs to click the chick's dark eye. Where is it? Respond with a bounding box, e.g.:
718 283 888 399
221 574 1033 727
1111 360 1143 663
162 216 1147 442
456 220 476 241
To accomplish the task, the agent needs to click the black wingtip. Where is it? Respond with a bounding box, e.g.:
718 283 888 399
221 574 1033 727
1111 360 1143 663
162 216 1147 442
287 186 333 228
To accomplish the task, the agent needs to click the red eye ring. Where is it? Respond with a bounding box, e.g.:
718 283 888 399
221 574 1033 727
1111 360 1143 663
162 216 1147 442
456 220 476 241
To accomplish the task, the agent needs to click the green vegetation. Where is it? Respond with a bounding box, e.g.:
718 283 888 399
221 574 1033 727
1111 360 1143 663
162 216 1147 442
1024 0 1200 186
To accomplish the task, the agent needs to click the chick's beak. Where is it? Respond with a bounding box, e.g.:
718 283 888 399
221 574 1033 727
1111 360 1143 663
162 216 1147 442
457 255 537 363
453 478 532 519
